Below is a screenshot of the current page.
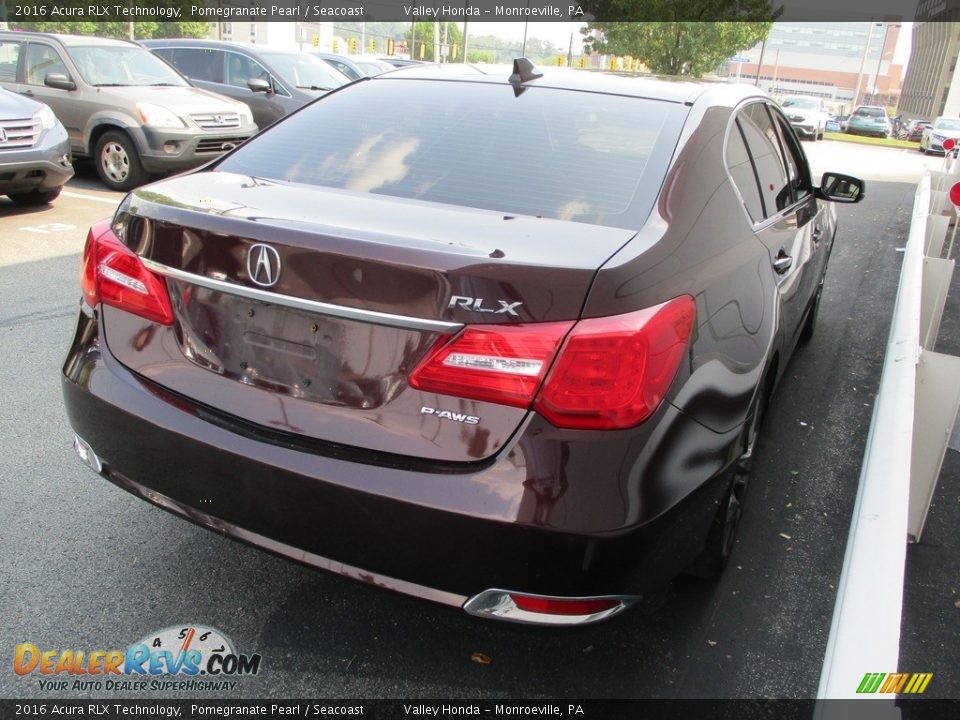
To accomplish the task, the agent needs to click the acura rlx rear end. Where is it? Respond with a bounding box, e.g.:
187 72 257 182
63 62 833 625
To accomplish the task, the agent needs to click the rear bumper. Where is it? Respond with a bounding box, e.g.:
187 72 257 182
62 309 739 621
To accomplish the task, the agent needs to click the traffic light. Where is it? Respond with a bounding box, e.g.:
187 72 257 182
313 34 319 48
369 38 375 53
451 44 459 60
333 38 339 53
349 38 357 54
387 39 395 56
418 43 425 60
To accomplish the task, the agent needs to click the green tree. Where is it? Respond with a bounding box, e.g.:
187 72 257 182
404 22 463 62
580 0 781 76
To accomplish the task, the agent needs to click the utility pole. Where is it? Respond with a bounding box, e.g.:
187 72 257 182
463 16 469 63
567 32 574 67
755 38 767 86
854 21 876 109
872 22 892 102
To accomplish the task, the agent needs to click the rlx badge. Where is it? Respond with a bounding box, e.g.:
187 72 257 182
421 406 481 425
448 296 522 316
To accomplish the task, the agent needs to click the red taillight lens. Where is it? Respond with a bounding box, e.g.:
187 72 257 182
509 594 621 617
534 296 695 430
410 296 695 430
79 219 174 326
409 321 574 408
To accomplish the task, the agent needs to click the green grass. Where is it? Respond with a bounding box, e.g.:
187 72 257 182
823 132 919 150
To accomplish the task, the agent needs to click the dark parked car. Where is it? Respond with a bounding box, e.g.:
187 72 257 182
0 32 257 191
316 53 394 81
144 39 350 130
63 60 864 625
0 87 73 205
906 120 932 142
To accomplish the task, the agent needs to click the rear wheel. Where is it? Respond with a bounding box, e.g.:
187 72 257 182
95 130 146 191
7 187 62 206
687 383 768 578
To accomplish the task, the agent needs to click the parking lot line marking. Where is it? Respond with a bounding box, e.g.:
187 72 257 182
61 190 122 206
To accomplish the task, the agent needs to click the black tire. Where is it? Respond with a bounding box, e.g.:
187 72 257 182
798 282 823 345
686 384 768 578
94 130 146 191
7 186 62 206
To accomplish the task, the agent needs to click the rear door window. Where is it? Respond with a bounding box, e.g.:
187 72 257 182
0 40 22 82
726 121 764 223
160 48 222 83
737 102 791 218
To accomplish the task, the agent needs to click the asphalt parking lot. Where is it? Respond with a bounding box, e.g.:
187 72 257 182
0 142 955 700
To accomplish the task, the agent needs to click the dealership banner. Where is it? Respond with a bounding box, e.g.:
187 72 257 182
0 0 937 23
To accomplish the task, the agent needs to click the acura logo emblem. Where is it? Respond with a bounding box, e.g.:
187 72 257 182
214 114 226 125
0 128 7 143
247 244 281 287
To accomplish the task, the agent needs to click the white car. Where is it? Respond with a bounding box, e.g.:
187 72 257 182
920 116 960 154
781 95 828 141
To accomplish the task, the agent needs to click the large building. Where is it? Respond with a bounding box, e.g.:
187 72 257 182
898 14 960 121
733 22 902 114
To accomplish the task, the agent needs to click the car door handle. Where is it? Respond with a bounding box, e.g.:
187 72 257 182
812 226 823 243
773 250 793 274
20 89 34 97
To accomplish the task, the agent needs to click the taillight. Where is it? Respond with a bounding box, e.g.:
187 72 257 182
409 321 574 408
535 296 695 429
79 219 174 326
410 296 695 430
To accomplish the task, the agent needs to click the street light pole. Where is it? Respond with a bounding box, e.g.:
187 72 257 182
853 21 877 109
872 22 893 102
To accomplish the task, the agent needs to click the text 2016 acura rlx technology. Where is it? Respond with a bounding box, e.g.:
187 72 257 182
62 60 864 625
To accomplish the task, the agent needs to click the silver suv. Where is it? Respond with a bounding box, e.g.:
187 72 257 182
0 32 257 191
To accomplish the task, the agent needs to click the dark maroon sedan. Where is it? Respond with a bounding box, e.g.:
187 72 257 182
62 60 863 625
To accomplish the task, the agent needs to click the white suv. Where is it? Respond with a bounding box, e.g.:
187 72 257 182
781 96 828 141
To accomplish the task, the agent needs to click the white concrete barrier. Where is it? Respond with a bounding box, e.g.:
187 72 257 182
817 172 960 705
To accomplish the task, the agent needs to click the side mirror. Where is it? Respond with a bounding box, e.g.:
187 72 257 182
247 78 271 94
817 172 865 204
45 73 76 91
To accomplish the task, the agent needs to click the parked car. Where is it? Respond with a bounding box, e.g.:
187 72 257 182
0 87 73 205
780 95 828 140
379 57 424 68
845 105 891 138
0 31 257 191
906 119 932 142
919 116 960 154
316 53 394 81
63 60 863 626
144 39 350 131
825 115 842 133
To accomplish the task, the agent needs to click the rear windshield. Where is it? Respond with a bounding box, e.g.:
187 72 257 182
855 107 885 118
783 97 819 110
217 77 685 230
935 118 960 131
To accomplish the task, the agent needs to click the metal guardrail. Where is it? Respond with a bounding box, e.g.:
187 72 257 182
816 169 960 707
